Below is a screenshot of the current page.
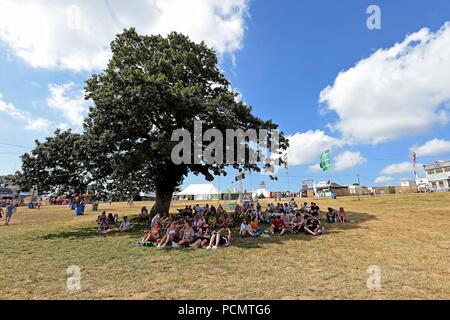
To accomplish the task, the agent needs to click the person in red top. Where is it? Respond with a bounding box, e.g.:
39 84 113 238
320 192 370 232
270 215 286 235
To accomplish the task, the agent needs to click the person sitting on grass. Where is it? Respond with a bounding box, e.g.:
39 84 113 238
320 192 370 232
137 206 149 222
217 204 225 215
311 202 320 217
194 214 206 231
141 222 162 244
218 214 233 229
208 212 218 229
206 228 232 250
97 211 108 231
176 220 195 248
234 204 242 217
282 212 292 229
304 215 323 236
261 209 270 223
326 207 338 223
270 215 286 235
250 216 264 236
338 207 347 223
107 213 116 226
102 216 131 234
151 212 161 227
157 221 179 248
181 206 193 218
301 202 309 211
119 216 131 230
192 227 212 248
240 218 255 237
292 212 305 234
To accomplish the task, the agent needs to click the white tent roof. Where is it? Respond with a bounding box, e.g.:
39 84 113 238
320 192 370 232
253 188 270 197
178 184 219 196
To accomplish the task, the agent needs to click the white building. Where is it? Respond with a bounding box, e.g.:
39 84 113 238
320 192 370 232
416 178 429 192
423 161 450 192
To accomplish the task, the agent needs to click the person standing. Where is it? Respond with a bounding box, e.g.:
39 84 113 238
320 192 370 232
5 202 17 225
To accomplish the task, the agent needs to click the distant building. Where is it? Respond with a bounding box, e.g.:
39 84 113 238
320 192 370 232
0 184 20 199
348 185 370 196
400 180 416 188
416 178 429 192
316 181 350 197
139 192 156 201
423 161 450 192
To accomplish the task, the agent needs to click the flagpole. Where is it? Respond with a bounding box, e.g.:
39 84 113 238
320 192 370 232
351 157 361 201
357 173 361 201
319 150 332 198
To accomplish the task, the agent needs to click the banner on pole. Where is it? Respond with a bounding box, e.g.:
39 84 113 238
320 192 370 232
320 150 331 171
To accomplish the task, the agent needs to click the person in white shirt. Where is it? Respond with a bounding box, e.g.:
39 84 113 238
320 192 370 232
239 219 255 237
119 217 131 231
102 217 131 234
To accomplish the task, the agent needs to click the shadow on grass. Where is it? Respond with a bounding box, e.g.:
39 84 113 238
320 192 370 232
39 211 376 249
40 222 149 240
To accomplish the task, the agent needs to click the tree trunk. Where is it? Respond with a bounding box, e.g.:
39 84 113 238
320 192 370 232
151 187 173 217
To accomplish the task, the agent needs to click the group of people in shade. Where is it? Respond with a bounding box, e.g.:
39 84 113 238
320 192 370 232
131 199 347 249
140 215 232 250
96 211 131 234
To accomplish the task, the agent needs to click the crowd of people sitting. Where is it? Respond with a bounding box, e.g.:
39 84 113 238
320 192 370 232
138 209 233 249
94 198 347 248
97 211 131 234
131 199 347 249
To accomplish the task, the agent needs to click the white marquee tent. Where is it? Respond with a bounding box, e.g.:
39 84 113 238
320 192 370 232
252 187 271 198
177 183 220 201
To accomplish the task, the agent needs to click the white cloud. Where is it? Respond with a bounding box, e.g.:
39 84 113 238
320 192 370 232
320 22 450 144
0 94 52 132
25 118 53 132
307 164 322 173
56 123 70 131
374 176 395 184
412 138 450 157
333 151 367 171
286 130 344 166
47 83 88 128
380 161 426 179
381 162 413 175
0 0 249 71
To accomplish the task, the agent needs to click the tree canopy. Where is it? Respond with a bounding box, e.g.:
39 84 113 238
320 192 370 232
20 28 288 215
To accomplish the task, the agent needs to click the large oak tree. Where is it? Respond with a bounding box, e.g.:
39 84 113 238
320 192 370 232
20 29 288 215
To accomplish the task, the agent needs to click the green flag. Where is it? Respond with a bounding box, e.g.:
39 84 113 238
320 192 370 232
320 149 331 171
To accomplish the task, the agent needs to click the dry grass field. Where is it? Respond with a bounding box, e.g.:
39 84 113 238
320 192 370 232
0 193 449 300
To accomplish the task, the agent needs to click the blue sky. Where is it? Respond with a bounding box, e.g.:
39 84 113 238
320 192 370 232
1 0 450 192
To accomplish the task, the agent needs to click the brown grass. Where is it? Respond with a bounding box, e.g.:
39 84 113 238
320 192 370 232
0 193 449 300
